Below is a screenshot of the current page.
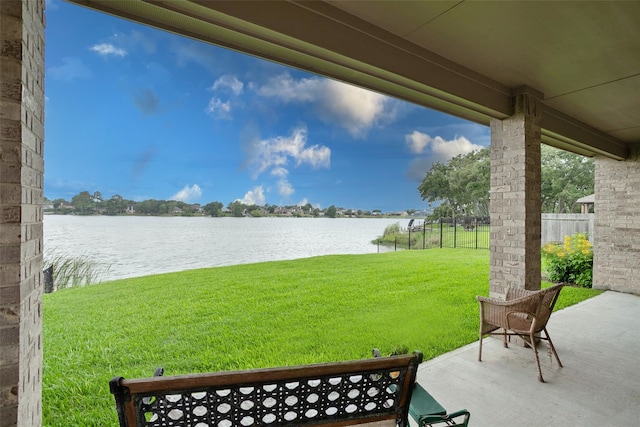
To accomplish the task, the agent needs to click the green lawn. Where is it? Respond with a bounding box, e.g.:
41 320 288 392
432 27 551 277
42 249 601 426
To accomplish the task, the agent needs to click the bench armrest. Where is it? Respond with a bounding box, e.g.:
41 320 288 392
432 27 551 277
409 383 470 427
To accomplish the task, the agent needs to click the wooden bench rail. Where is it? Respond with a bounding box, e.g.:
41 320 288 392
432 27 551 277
110 352 423 427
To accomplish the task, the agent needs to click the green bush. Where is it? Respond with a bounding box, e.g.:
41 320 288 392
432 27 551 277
542 233 593 287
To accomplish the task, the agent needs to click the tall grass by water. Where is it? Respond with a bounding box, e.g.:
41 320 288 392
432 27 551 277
42 249 601 426
43 250 111 290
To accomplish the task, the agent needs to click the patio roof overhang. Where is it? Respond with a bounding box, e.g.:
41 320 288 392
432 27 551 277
68 0 640 160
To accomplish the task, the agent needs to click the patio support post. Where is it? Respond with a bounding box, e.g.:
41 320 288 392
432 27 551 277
489 87 542 297
593 148 640 295
0 1 46 426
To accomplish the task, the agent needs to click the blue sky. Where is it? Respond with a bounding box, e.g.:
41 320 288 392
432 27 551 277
44 0 490 212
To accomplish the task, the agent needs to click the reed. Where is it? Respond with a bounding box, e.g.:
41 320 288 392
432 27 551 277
43 250 111 290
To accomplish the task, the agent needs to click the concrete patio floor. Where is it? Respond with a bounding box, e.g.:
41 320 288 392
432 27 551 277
414 291 640 426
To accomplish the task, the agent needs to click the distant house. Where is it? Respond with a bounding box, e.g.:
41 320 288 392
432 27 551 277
577 194 595 213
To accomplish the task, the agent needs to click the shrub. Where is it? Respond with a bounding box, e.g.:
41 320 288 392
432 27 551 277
542 233 593 287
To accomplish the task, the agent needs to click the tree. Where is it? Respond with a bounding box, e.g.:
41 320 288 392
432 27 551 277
326 205 337 218
418 145 594 217
71 191 95 215
228 201 244 217
104 194 127 215
52 198 65 210
418 148 490 218
541 145 594 213
427 204 454 221
203 201 224 217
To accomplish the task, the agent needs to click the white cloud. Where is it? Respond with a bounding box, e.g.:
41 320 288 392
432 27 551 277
432 135 483 158
205 98 232 120
243 127 330 203
257 73 397 138
206 75 245 119
269 168 294 197
405 131 483 158
297 198 320 209
248 126 330 178
90 43 127 57
170 184 202 202
271 167 288 178
277 179 294 197
404 131 485 181
211 75 244 95
238 186 265 205
48 57 91 81
406 131 430 154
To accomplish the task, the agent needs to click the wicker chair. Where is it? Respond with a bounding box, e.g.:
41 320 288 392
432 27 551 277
476 284 564 382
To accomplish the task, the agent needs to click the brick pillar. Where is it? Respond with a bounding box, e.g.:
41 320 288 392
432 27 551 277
489 87 542 296
593 149 640 295
0 1 46 426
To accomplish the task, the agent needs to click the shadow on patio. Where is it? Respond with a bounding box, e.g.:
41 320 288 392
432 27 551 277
414 291 640 426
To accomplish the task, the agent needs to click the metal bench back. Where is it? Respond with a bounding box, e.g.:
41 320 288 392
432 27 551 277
110 352 423 427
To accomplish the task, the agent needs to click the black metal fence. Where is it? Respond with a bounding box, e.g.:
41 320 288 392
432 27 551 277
394 217 490 250
436 217 490 249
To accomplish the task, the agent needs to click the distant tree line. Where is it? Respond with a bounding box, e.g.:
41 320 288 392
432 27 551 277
418 145 594 220
45 191 396 219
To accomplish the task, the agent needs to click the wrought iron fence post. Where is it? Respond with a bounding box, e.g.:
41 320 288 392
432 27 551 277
454 217 457 248
475 218 479 249
439 220 443 248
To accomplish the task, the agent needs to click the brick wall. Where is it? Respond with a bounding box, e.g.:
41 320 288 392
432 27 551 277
489 90 542 296
593 148 640 295
0 1 45 426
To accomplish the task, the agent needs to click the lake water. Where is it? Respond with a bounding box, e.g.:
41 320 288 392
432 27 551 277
43 215 407 281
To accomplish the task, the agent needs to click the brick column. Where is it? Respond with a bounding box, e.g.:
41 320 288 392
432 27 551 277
0 1 46 426
593 149 640 295
489 87 542 296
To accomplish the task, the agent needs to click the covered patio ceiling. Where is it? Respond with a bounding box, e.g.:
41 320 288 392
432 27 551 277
69 0 640 160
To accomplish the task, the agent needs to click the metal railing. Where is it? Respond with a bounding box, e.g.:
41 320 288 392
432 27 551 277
436 217 490 249
386 217 490 251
